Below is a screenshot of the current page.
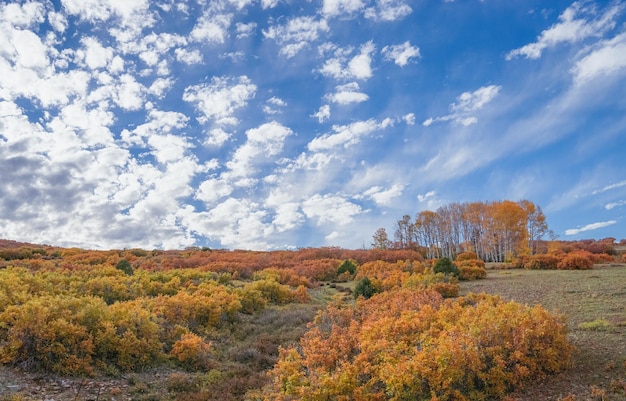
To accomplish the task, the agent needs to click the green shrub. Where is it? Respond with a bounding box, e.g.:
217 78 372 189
432 257 460 277
353 277 377 299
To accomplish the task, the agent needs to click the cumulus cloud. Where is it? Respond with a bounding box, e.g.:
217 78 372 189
324 82 369 104
226 121 293 178
423 85 501 127
382 41 420 66
312 105 331 123
565 220 617 235
190 9 232 44
302 194 362 225
321 0 366 18
263 16 330 58
319 41 376 80
507 2 624 60
183 75 257 125
365 0 412 21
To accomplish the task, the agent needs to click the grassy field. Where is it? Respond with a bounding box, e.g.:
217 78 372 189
461 264 626 401
1 264 625 400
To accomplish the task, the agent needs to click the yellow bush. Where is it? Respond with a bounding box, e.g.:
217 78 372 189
170 333 213 370
265 290 573 401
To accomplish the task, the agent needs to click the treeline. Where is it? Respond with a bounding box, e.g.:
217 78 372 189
374 200 553 262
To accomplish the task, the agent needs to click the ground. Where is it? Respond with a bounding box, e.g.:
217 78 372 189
1 264 625 400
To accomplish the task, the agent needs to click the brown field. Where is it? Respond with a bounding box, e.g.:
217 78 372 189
461 264 626 401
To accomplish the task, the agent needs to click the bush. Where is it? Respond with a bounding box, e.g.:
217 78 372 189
266 291 573 401
170 333 213 370
557 251 594 270
456 252 479 262
353 277 377 299
432 257 460 277
115 259 134 276
524 254 559 270
458 264 487 280
336 259 357 276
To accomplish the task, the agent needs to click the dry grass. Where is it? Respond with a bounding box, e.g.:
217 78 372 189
461 264 626 401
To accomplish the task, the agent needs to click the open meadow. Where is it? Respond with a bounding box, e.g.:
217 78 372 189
461 264 626 401
0 242 624 401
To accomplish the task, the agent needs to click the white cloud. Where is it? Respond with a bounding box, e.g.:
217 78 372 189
191 10 232 44
1 2 45 29
308 118 393 151
565 220 617 235
263 96 288 114
80 37 113 70
196 178 234 204
592 180 626 195
183 75 257 125
227 121 293 177
236 22 257 38
319 41 376 80
382 41 420 66
175 48 203 64
572 32 626 84
321 0 366 18
325 82 369 104
365 0 412 21
312 105 331 123
417 190 436 202
605 200 626 210
204 128 232 147
507 2 624 60
361 184 404 205
423 85 501 126
264 16 330 58
302 194 362 225
403 113 415 125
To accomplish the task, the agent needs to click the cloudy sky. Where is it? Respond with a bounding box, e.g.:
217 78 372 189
1 0 625 250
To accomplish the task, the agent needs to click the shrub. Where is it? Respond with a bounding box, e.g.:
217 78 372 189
432 257 460 277
266 291 573 401
458 264 487 280
456 252 479 261
115 259 134 276
336 259 357 276
353 277 377 299
403 273 459 298
170 333 213 370
557 251 594 270
525 254 559 270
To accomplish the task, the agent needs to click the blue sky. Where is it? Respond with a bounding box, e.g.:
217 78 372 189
0 0 625 250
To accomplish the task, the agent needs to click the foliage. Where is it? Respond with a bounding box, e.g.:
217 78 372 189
455 257 487 281
336 259 357 277
264 289 572 401
353 277 377 299
432 257 460 277
557 251 594 270
170 333 213 370
524 254 559 270
115 259 134 275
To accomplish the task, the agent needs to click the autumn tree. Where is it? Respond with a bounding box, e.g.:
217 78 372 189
371 228 391 250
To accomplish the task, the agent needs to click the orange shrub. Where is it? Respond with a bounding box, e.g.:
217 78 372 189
524 254 559 270
458 264 488 280
622 253 626 263
456 251 479 261
265 290 572 401
170 333 213 370
557 251 594 270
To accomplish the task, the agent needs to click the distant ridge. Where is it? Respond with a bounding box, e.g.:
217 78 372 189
0 239 47 249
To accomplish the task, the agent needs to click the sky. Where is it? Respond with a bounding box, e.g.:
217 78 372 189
0 0 625 251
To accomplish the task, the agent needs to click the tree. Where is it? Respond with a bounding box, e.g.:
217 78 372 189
371 228 391 250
